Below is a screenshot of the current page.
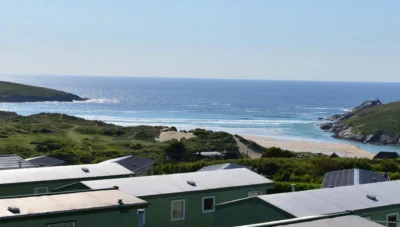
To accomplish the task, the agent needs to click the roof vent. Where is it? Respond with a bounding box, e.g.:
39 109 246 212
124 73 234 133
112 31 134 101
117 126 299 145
118 199 124 205
8 206 20 214
367 194 377 201
132 164 137 167
329 185 334 188
372 178 377 182
187 180 196 187
113 186 119 190
39 163 44 167
82 167 90 173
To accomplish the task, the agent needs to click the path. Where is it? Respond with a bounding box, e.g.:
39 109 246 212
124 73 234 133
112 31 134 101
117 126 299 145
234 136 262 159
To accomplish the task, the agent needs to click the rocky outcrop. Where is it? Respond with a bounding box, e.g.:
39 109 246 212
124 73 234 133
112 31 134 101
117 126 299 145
319 99 400 146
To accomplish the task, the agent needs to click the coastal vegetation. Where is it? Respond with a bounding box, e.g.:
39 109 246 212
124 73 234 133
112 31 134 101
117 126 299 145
0 81 87 102
0 111 239 164
155 157 400 193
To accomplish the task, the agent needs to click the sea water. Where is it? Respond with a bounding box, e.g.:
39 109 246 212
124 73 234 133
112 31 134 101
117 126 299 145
1 75 400 153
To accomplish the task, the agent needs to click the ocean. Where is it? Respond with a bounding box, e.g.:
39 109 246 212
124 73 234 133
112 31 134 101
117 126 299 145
1 75 400 153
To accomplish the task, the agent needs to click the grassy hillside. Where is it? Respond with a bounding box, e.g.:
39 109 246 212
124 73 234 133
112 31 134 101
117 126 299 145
0 81 86 102
0 112 239 164
344 101 400 136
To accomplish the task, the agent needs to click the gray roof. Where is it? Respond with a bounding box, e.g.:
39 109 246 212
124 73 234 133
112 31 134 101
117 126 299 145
0 163 132 185
0 190 146 219
275 215 382 227
26 155 65 167
196 151 226 157
258 180 400 217
0 154 36 170
99 155 155 173
197 163 249 172
83 168 273 197
322 169 389 188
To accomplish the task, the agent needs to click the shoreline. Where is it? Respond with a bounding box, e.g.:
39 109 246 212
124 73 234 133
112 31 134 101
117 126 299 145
241 135 375 159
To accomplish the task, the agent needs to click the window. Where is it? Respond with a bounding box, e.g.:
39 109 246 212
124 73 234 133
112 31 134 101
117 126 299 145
387 213 398 227
171 200 185 221
248 190 264 197
34 187 49 194
202 196 215 213
47 222 75 227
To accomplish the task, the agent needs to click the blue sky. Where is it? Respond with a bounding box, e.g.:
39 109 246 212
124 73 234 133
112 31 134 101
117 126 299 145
0 0 399 81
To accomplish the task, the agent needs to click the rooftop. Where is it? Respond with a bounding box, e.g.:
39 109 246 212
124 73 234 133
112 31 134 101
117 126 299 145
0 154 36 170
83 168 273 197
197 163 249 172
0 189 147 219
257 180 400 217
322 168 389 188
25 155 65 167
237 215 382 227
373 151 400 159
99 155 155 172
0 163 132 185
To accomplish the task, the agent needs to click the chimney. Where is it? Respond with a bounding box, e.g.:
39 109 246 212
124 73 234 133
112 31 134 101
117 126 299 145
17 160 22 168
137 209 145 227
291 184 296 192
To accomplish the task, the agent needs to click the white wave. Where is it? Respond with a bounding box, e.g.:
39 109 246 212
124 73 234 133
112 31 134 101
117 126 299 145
76 115 314 126
74 99 119 104
246 109 258 113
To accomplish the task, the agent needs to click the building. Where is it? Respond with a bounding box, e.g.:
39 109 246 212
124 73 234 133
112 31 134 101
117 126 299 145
322 168 389 188
195 151 227 159
197 163 249 172
57 168 273 227
373 151 400 159
0 189 148 227
0 154 36 170
215 180 400 227
99 155 155 176
235 215 384 227
25 155 65 167
328 152 340 158
0 163 133 196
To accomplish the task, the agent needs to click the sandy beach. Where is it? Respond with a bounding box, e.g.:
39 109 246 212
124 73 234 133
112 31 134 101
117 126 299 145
156 131 196 142
241 135 374 159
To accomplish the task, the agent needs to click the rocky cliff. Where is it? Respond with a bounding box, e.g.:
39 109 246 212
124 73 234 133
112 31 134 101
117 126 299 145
319 99 400 146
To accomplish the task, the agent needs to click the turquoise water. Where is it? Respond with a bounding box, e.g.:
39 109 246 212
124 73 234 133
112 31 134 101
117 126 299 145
1 75 400 153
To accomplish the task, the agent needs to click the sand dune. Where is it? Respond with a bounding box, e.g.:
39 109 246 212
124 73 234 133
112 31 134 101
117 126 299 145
156 131 196 142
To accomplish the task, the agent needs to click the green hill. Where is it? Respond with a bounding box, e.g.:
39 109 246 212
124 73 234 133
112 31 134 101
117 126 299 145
0 81 87 102
344 101 400 136
321 100 400 145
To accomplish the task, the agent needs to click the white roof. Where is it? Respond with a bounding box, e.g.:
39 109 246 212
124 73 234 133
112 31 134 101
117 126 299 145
238 215 382 227
0 190 146 219
258 180 400 217
276 215 382 227
0 163 132 184
83 168 273 197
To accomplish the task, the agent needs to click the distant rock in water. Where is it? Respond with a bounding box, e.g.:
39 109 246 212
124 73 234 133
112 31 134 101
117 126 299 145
319 99 400 146
0 81 88 103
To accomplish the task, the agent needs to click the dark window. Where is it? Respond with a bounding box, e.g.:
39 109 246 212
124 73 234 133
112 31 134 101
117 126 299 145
202 197 215 213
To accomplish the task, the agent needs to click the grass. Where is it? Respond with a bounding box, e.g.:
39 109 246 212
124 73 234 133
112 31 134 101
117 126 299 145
0 112 239 164
344 101 400 136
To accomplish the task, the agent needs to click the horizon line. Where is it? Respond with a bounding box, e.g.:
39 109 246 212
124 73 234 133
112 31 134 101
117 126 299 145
1 73 400 84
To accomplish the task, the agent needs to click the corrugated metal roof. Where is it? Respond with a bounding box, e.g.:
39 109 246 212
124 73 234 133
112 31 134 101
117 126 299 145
25 156 65 167
259 180 400 217
275 215 382 227
0 155 36 169
197 163 249 172
0 190 146 218
83 168 273 197
100 155 155 172
0 163 132 185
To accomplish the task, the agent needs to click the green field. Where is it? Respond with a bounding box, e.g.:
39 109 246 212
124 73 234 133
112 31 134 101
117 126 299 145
0 112 239 164
344 101 400 136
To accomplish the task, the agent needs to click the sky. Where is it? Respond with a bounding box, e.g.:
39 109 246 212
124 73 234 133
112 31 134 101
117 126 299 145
0 0 399 82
